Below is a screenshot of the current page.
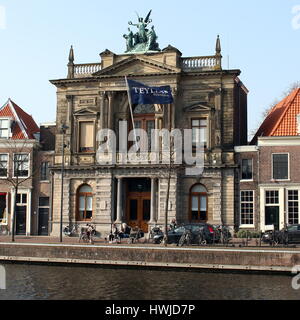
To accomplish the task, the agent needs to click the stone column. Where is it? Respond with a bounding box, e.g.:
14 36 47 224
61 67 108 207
66 95 73 131
214 88 222 148
107 92 115 130
99 91 106 130
116 178 123 223
171 88 178 130
150 178 157 223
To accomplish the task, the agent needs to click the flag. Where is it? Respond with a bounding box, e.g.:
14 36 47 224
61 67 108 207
126 79 174 105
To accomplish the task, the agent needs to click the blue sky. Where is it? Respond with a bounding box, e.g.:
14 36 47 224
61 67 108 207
0 0 300 139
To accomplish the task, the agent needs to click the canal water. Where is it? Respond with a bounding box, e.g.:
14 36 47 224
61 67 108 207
0 263 299 300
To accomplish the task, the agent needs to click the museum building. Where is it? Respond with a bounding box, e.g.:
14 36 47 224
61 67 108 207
50 16 248 235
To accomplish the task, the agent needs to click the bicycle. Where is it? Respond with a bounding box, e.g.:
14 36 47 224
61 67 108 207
79 224 96 244
178 229 192 247
215 225 232 246
64 224 79 237
128 227 144 244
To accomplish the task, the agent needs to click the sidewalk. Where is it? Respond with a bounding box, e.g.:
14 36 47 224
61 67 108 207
0 235 293 249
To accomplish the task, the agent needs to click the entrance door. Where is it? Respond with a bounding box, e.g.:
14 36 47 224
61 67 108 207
38 208 49 236
127 192 151 233
16 206 26 235
265 206 280 230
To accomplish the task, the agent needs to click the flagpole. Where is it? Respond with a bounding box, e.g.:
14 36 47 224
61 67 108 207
125 76 138 151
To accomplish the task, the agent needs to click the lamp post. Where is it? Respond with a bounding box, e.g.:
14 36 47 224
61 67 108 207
60 124 69 243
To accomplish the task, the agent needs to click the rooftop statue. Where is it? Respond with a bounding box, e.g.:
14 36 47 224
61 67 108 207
123 10 161 53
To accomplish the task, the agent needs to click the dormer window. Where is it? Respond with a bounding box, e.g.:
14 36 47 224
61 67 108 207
0 119 10 139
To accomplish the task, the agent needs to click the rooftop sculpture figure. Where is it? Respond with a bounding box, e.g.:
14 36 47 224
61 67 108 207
123 10 161 53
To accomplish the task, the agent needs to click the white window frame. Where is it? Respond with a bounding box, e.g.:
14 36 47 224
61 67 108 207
286 187 300 226
260 187 285 232
0 153 9 179
0 118 11 139
13 152 30 179
240 190 255 228
240 158 254 182
271 153 290 181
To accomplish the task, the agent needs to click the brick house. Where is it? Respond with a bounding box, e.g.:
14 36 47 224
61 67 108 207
235 88 300 232
49 33 248 236
0 99 55 236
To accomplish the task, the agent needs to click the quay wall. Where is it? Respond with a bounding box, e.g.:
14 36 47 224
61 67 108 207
0 243 299 272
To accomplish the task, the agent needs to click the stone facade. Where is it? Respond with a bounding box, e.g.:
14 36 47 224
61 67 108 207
50 39 248 236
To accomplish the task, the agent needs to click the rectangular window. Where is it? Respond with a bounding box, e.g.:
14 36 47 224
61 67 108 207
192 119 207 149
40 162 49 181
272 154 289 180
266 190 279 205
16 193 27 205
0 119 10 138
39 197 50 207
14 154 29 177
288 190 299 225
0 154 8 177
240 191 254 225
241 159 253 180
79 122 94 153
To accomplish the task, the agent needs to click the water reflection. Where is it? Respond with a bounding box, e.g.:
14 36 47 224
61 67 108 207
0 263 299 300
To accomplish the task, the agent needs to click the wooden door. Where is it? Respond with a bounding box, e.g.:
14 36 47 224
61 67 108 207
127 192 151 233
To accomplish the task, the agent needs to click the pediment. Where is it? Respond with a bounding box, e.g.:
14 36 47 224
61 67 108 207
74 107 98 116
184 102 214 112
93 55 181 77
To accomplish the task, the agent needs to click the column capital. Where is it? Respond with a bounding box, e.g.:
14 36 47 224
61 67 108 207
107 91 115 99
172 87 178 97
66 95 74 102
99 91 107 99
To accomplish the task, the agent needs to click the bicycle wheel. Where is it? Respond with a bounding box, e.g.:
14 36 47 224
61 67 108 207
178 234 186 247
186 233 192 246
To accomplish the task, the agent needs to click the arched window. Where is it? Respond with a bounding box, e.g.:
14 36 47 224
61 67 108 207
77 185 93 221
190 184 207 222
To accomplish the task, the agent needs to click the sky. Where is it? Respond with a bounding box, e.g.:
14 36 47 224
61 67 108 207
0 0 300 140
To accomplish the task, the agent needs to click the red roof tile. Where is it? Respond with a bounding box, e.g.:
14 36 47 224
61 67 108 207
252 88 300 143
0 99 40 140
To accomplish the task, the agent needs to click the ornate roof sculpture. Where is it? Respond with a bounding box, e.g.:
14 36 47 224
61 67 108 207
123 10 160 54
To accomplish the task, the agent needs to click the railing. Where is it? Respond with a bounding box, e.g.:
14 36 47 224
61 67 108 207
182 56 221 71
74 63 102 76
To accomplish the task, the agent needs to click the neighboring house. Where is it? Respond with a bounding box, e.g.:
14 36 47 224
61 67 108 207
0 99 55 236
32 122 56 236
236 88 300 232
49 34 248 236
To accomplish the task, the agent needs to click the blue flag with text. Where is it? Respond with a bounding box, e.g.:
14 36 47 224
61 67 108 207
127 79 174 105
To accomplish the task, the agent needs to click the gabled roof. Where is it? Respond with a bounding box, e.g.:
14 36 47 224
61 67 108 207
252 88 300 143
93 55 181 77
0 99 40 140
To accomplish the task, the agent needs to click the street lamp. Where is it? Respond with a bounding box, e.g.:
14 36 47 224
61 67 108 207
60 124 69 243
